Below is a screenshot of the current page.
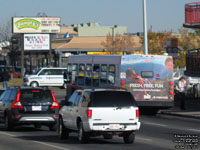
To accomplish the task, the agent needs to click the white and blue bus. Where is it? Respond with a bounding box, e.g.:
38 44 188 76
66 54 174 113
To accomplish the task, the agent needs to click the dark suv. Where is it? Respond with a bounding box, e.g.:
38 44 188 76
0 87 59 131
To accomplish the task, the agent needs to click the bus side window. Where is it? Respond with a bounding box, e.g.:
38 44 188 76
100 64 107 85
78 64 85 85
108 65 115 84
72 64 78 84
85 64 92 86
93 64 100 87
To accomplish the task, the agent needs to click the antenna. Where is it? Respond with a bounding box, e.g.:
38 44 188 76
36 12 48 17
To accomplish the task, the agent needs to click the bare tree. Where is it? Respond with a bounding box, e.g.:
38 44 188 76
0 19 12 41
101 34 136 54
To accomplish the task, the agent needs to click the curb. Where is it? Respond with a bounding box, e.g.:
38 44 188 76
159 111 200 119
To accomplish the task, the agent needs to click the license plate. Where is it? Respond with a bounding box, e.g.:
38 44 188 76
32 106 42 111
109 124 121 129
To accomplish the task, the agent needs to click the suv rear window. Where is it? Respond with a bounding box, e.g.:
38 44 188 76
20 89 53 103
88 91 136 107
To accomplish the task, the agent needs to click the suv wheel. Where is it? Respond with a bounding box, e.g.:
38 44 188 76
78 121 88 144
63 83 67 89
123 132 135 144
30 81 39 88
58 118 69 139
4 115 13 131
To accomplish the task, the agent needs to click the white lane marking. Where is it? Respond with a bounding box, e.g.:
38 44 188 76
0 131 70 150
0 131 16 137
136 136 152 141
188 129 200 133
33 141 70 150
143 122 167 127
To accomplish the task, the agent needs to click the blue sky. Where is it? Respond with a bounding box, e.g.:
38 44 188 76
0 0 199 33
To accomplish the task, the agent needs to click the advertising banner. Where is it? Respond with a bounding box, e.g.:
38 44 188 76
24 34 50 50
121 55 173 101
13 17 60 33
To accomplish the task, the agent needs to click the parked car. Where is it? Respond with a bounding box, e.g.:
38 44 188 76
0 87 59 131
23 67 67 88
0 66 21 78
58 89 141 144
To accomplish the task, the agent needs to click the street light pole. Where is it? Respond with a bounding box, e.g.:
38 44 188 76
111 25 117 53
143 0 148 55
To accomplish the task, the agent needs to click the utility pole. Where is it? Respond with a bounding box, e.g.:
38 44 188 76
21 34 24 78
143 0 148 55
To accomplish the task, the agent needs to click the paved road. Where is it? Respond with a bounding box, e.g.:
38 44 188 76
0 115 199 150
0 89 199 150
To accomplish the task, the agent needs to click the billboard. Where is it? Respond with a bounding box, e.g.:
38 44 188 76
24 34 50 50
13 17 60 33
87 51 123 55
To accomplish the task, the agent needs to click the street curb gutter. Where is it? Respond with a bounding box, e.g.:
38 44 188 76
159 111 200 120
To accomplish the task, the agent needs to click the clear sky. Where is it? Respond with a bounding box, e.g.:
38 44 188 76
0 0 199 33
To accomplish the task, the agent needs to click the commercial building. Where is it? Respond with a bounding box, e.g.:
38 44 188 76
8 22 142 73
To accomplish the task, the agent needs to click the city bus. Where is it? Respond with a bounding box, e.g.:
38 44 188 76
66 54 174 114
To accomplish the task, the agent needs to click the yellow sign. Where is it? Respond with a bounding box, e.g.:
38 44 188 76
87 52 123 55
15 19 40 30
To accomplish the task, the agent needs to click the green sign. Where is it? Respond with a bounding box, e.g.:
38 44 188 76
15 19 40 30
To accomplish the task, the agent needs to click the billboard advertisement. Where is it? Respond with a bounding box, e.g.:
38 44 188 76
13 17 60 33
24 34 50 50
121 55 173 101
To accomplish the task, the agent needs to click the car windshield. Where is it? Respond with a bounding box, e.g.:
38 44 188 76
88 91 136 107
33 68 41 75
20 89 53 103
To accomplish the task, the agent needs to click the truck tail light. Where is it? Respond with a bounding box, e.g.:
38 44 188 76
87 109 92 118
121 81 125 89
169 91 174 95
136 109 139 118
169 81 174 96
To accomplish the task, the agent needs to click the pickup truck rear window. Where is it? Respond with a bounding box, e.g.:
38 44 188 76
88 91 136 107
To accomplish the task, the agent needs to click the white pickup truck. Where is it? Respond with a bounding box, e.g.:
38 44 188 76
58 89 141 144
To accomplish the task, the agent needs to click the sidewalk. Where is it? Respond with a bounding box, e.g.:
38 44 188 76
159 107 200 119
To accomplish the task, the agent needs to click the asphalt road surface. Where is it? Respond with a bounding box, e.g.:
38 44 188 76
0 89 199 150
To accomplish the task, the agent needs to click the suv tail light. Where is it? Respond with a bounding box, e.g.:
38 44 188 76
87 109 92 118
136 109 139 118
50 91 59 109
12 91 23 109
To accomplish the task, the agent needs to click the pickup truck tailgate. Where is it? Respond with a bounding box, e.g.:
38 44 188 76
90 107 138 123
